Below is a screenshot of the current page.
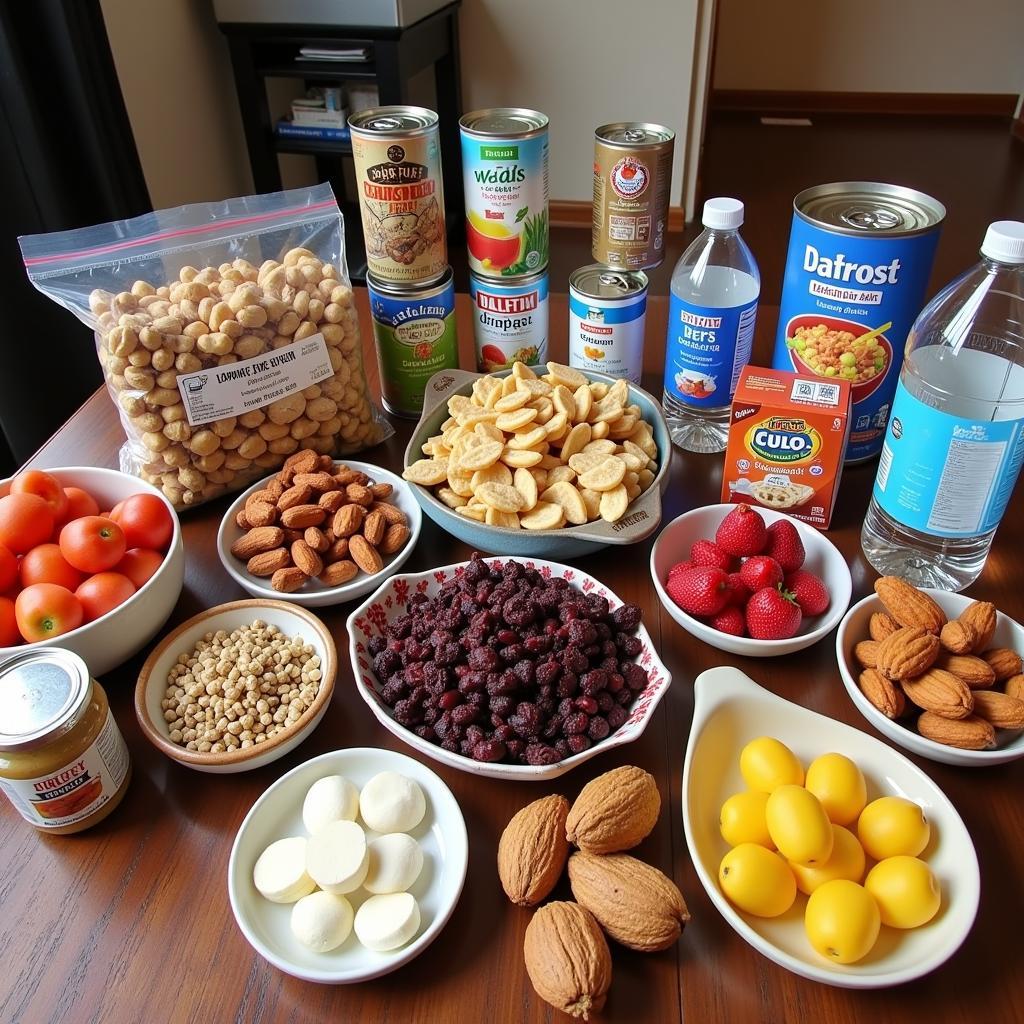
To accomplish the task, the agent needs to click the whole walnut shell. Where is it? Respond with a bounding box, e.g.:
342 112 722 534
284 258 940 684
565 765 660 854
497 795 569 907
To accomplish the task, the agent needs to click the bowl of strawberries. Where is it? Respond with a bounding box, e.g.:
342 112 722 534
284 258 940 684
650 504 851 656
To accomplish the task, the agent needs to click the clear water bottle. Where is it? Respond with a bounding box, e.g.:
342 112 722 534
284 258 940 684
862 221 1024 591
662 197 760 453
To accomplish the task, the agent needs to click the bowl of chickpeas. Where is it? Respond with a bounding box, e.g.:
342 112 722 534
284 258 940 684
782 314 893 400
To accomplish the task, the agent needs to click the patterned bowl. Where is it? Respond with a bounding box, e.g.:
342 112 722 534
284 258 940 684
346 556 672 780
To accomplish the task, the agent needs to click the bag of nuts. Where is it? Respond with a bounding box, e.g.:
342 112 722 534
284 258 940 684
19 184 392 508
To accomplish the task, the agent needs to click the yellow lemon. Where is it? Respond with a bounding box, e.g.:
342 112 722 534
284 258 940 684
718 843 797 918
804 879 881 964
857 796 931 861
739 737 804 793
719 791 774 849
865 856 941 929
804 753 867 826
766 785 834 866
790 824 866 895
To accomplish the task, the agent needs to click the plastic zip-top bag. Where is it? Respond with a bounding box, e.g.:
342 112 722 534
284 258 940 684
20 183 391 508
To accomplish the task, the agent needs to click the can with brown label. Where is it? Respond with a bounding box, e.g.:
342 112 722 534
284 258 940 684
349 105 447 285
592 122 675 271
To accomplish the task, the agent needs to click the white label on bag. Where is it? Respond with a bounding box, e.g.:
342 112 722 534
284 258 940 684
176 334 334 426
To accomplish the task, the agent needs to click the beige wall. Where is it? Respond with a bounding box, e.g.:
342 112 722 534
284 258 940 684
714 0 1024 95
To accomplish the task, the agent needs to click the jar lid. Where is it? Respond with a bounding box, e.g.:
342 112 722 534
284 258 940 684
0 648 91 751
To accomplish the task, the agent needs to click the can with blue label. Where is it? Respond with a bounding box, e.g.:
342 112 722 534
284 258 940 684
771 182 945 462
366 267 459 417
568 266 649 383
469 269 548 372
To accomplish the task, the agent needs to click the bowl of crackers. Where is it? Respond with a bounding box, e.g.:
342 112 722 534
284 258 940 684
401 362 670 558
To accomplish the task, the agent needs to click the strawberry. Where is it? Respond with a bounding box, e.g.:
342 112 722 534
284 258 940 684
725 571 750 607
745 585 803 640
716 504 767 557
739 555 783 592
708 605 746 637
763 519 805 573
668 560 692 581
784 569 830 616
690 539 733 572
665 565 730 617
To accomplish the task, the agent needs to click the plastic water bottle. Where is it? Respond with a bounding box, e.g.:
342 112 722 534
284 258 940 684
662 197 760 453
861 221 1024 591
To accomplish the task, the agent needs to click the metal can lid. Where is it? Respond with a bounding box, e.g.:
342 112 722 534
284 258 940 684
348 105 438 137
570 265 649 300
460 108 549 139
795 182 946 236
0 648 91 751
366 265 453 298
595 122 675 147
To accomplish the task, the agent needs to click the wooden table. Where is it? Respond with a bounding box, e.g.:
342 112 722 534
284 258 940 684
3 291 1022 1024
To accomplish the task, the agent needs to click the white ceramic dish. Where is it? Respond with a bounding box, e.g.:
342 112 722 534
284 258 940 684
135 599 336 773
683 667 980 989
651 504 852 657
217 460 422 607
837 589 1024 766
227 747 468 984
347 556 671 781
0 466 184 675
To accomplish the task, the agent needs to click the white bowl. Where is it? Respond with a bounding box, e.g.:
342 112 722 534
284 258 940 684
651 504 851 657
837 589 1024 766
227 746 468 984
683 666 980 989
0 466 184 675
135 599 336 773
217 460 422 608
347 556 671 781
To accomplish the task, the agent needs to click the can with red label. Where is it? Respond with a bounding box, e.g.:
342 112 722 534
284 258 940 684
469 269 548 372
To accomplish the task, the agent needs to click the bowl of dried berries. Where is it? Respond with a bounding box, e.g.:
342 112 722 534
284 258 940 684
346 554 671 780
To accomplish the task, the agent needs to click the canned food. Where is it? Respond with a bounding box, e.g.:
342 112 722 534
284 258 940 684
569 265 649 383
469 269 548 372
349 105 446 285
771 182 944 462
460 108 549 279
592 122 675 270
0 649 131 835
367 267 458 417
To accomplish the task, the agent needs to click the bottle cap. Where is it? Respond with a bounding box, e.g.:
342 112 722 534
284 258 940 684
981 221 1024 264
702 197 744 230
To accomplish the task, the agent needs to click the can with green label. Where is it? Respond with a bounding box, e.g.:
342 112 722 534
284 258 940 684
366 266 459 417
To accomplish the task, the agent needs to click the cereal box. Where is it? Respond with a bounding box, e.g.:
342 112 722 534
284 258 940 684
721 366 852 529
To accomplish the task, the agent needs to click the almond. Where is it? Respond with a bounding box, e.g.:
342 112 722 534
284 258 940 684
319 559 359 587
270 566 307 593
325 537 350 563
293 471 337 493
333 468 359 486
370 482 393 500
568 851 690 952
971 689 1024 729
318 490 347 513
380 523 411 556
245 501 277 527
282 528 303 545
958 601 997 653
497 795 570 907
373 501 408 526
303 526 329 553
874 577 946 634
245 488 276 510
246 547 291 577
565 765 660 854
869 612 900 642
935 653 996 689
264 478 285 502
283 448 318 475
940 618 978 654
1004 674 1024 701
332 504 366 538
362 509 387 547
902 667 974 719
858 668 907 719
280 503 326 528
918 712 997 750
876 626 940 681
235 509 250 530
346 483 374 507
291 539 323 577
230 526 284 559
853 640 879 670
349 534 383 575
982 647 1022 682
277 483 313 510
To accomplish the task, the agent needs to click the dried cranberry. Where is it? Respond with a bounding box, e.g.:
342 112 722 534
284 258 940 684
524 743 560 766
373 649 401 677
536 661 561 687
524 634 552 655
440 737 460 753
554 739 571 758
596 692 615 712
580 670 608 696
556 673 579 699
450 704 478 727
561 647 588 674
438 690 462 711
567 734 592 755
567 620 596 645
490 694 515 717
465 724 486 747
496 628 517 644
393 699 420 726
607 705 628 730
612 603 642 631
574 695 599 716
403 662 425 687
493 723 515 742
506 738 525 759
563 711 589 735
542 714 563 740
511 702 541 737
468 647 498 671
615 687 633 706
367 635 387 656
414 724 436 741
458 671 486 694
587 716 610 742
606 672 625 693
472 739 507 762
380 681 405 706
624 663 649 691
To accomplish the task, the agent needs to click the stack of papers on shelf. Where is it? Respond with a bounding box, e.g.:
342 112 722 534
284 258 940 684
297 46 369 62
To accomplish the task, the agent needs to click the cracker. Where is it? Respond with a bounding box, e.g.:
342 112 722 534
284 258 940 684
476 482 526 513
519 500 566 530
456 439 504 471
540 481 588 525
599 483 629 522
578 456 626 492
403 457 449 486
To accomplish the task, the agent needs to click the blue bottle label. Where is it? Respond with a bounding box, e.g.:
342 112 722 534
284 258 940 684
663 294 757 406
873 381 1024 537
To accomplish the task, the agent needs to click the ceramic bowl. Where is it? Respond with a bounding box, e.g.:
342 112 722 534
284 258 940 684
228 746 468 983
683 666 980 989
837 589 1024 766
402 367 670 559
0 466 184 675
651 504 852 656
347 556 671 780
217 460 422 608
135 599 336 772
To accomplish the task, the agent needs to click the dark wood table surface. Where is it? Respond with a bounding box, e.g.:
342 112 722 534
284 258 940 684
3 290 1022 1024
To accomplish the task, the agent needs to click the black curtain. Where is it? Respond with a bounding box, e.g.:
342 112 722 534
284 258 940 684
0 0 150 473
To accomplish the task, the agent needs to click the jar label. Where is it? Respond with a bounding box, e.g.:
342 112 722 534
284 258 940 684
873 381 1024 537
0 712 130 829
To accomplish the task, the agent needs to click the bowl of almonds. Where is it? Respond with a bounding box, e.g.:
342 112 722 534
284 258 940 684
217 450 421 607
837 577 1024 766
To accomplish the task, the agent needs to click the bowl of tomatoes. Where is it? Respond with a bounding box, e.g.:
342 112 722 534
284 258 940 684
0 466 184 675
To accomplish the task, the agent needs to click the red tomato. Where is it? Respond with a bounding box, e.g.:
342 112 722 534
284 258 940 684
20 543 84 591
75 572 135 622
11 470 68 523
0 543 17 592
116 548 164 589
15 584 83 642
108 499 126 522
110 493 173 551
0 493 54 554
0 596 19 646
62 486 100 523
59 516 126 574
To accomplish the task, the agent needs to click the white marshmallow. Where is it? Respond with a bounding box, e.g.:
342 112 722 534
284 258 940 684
290 890 354 952
359 771 426 834
253 836 316 904
363 833 424 895
354 892 421 952
305 819 368 894
302 775 359 836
